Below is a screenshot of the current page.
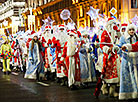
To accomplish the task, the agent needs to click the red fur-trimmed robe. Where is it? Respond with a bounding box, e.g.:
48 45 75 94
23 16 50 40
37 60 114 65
131 41 138 52
100 30 119 83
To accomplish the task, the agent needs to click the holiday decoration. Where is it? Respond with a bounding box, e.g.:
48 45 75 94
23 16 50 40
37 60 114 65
131 14 138 26
42 16 55 26
60 9 71 20
87 6 99 20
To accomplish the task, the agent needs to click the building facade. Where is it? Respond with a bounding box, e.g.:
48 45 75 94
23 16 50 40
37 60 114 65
21 0 138 31
0 0 25 34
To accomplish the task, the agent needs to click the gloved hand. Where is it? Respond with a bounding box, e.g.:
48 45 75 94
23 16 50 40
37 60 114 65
112 46 120 54
29 59 33 64
88 47 93 53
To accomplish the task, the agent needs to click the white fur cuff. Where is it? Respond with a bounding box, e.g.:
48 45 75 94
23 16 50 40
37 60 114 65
45 43 48 47
58 53 62 57
60 57 64 61
28 57 32 60
103 46 110 54
112 46 120 54
123 44 132 51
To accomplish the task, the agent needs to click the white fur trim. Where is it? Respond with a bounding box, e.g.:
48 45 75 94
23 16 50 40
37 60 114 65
69 32 77 37
126 24 137 33
45 28 51 31
103 46 110 54
60 57 64 61
51 43 54 47
103 77 119 83
120 26 127 33
112 46 120 54
33 33 38 38
28 57 32 60
44 43 48 47
39 73 44 78
58 53 62 57
124 32 132 40
119 92 138 100
128 52 138 57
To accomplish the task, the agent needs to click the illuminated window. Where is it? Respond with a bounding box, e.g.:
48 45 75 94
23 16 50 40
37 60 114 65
72 0 79 4
119 0 121 9
80 5 83 17
72 0 75 4
131 0 138 8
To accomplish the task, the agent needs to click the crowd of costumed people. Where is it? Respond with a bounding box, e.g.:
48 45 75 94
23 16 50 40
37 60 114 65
1 8 138 101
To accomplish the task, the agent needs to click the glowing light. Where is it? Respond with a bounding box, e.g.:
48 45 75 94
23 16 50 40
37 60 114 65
80 6 83 17
72 0 75 4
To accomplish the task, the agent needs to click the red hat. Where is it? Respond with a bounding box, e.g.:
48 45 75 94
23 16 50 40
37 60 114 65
120 23 128 32
31 31 36 35
121 23 128 27
59 24 65 28
69 30 77 37
77 31 81 38
58 24 65 30
67 30 70 32
106 17 116 26
107 17 114 22
45 26 51 29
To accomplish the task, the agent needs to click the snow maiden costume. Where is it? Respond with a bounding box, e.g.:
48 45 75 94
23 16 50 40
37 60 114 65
24 34 44 81
79 31 96 83
118 24 138 100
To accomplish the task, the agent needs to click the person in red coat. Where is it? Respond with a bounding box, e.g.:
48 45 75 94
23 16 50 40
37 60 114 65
100 17 120 97
60 30 81 89
122 41 138 52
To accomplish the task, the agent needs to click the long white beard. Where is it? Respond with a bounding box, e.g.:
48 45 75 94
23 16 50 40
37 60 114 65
67 36 76 56
58 32 68 45
43 32 53 42
106 25 117 43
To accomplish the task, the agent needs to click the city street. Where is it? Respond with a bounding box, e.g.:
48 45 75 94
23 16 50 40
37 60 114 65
0 71 136 102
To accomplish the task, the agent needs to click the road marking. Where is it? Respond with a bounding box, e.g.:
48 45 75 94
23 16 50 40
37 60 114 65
11 72 19 76
37 82 50 87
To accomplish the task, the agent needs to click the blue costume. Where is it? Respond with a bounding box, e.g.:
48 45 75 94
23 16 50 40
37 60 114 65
24 41 44 80
118 34 138 100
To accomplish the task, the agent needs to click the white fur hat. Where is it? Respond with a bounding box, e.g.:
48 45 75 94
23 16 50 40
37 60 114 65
120 23 128 33
33 33 38 38
126 24 137 32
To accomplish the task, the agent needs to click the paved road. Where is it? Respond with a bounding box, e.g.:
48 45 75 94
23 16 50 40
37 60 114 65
0 71 137 102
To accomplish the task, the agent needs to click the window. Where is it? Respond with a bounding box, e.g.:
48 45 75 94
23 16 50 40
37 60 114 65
119 0 121 9
131 0 138 8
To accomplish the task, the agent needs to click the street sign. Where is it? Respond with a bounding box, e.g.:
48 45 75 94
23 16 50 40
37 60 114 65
110 7 117 15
